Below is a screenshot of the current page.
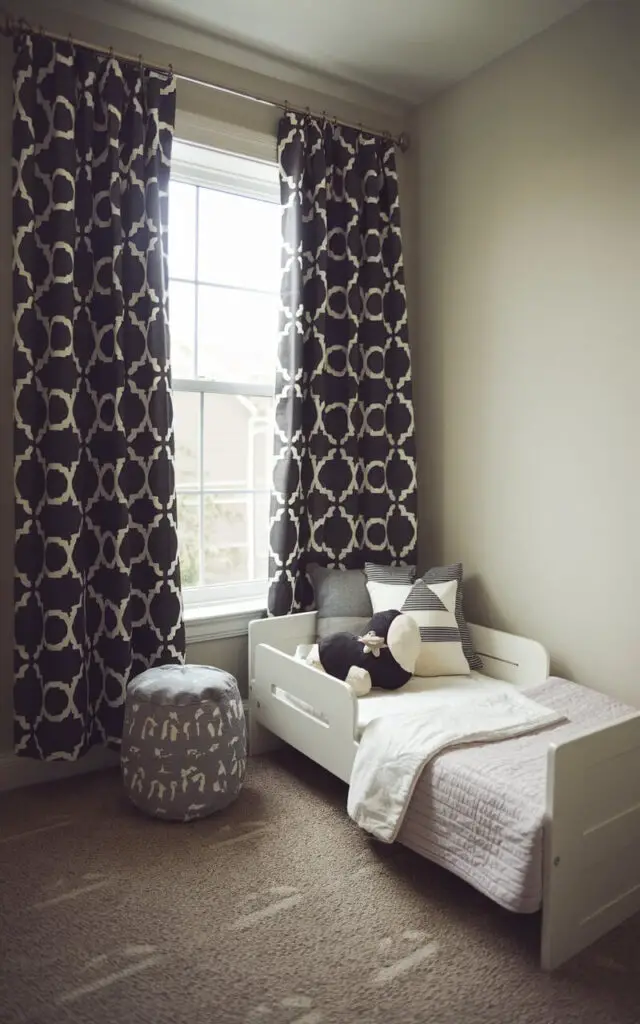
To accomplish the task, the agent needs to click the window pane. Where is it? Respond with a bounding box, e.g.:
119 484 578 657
168 281 196 378
202 492 270 585
252 490 271 582
172 391 200 486
197 285 279 386
177 494 201 587
202 393 273 489
168 180 197 280
203 493 249 584
252 411 274 492
198 188 281 293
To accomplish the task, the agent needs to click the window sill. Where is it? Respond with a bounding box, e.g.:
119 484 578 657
183 599 266 644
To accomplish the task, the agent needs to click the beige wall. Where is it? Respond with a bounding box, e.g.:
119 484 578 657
415 0 640 704
0 5 416 765
187 636 249 697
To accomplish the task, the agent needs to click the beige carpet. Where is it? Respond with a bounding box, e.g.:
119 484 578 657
1 751 639 1024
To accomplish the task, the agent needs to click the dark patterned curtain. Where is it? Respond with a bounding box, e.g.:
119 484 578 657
268 113 418 616
12 33 185 761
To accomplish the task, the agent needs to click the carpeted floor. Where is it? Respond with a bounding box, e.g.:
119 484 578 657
1 751 639 1024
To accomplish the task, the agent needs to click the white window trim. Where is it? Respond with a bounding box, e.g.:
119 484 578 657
184 580 267 606
171 134 278 637
174 109 277 167
172 139 280 204
183 597 267 644
173 377 272 398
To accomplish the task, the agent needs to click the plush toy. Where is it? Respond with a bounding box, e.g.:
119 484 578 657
310 610 421 694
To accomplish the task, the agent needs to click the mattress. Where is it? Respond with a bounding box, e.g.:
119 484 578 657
395 676 635 913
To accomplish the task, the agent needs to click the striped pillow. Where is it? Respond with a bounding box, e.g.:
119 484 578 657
364 563 417 616
402 562 482 676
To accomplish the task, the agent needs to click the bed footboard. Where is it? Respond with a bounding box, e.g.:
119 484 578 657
541 713 640 970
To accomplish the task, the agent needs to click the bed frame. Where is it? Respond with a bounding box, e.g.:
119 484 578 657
248 612 640 971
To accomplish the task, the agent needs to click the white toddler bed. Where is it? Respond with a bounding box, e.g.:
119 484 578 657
248 611 640 971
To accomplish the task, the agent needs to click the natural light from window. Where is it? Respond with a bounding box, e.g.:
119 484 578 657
168 141 280 608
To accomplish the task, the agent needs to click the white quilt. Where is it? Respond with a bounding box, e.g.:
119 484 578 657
347 687 565 843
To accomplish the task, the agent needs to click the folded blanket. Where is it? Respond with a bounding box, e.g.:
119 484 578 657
347 688 565 843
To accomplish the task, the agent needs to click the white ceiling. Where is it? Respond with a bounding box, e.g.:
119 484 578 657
107 0 587 103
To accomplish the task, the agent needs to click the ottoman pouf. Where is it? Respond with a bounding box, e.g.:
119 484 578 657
121 664 246 821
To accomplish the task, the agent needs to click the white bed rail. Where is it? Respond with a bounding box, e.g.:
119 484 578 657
541 712 640 970
252 643 357 783
470 623 549 686
248 611 317 681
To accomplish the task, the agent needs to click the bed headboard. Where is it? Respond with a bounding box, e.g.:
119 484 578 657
470 623 550 687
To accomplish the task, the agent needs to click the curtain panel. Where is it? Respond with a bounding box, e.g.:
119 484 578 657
12 33 185 760
268 112 418 616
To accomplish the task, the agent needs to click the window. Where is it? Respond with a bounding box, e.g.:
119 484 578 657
168 140 280 609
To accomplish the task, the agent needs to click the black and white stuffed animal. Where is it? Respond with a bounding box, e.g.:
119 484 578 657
314 610 421 694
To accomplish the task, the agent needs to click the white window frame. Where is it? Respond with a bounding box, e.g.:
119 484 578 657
169 139 279 621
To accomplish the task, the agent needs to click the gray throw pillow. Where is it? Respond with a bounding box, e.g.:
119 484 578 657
307 565 373 640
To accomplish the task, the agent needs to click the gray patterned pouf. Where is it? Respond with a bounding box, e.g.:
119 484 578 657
121 664 246 821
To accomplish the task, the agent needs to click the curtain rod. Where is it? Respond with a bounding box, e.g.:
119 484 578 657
1 14 411 152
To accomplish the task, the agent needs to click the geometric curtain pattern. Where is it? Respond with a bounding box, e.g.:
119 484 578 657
12 33 185 760
268 112 418 616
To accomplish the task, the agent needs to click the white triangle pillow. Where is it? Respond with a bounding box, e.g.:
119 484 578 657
402 578 471 677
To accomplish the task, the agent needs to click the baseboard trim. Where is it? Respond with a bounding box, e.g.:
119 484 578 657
0 701 250 793
0 747 120 793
